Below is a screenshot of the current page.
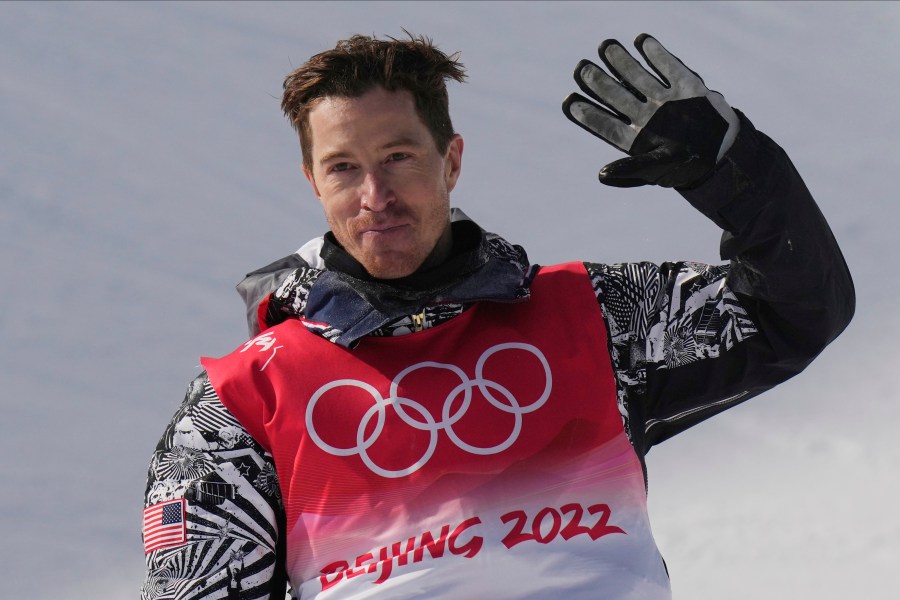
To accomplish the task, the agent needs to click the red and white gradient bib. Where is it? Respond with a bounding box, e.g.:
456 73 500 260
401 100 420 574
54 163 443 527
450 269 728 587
204 263 670 599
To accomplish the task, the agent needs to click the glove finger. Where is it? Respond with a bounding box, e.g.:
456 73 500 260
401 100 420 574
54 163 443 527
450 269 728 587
599 39 666 101
563 93 636 152
599 152 668 182
636 34 740 160
598 154 659 187
598 144 690 187
574 60 646 122
597 174 648 188
634 34 707 97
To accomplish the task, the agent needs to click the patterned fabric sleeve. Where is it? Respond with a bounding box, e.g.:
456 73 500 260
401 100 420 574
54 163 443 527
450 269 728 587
142 373 288 600
584 111 854 458
586 260 758 456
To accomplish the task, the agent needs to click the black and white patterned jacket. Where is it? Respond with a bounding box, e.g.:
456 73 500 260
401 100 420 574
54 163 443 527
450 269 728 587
142 113 854 599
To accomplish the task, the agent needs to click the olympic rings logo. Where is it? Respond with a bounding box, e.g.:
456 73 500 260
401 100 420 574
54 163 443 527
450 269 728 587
305 343 552 479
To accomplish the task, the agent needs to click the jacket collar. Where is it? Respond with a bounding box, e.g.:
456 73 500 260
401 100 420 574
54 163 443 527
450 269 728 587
238 208 534 347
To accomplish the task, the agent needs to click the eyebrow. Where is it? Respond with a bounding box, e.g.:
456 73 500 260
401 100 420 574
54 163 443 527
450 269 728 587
317 136 427 167
381 136 423 150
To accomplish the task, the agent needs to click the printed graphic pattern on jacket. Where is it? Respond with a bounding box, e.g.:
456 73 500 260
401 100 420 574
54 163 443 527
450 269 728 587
587 260 758 445
142 112 855 598
142 256 761 599
143 374 286 599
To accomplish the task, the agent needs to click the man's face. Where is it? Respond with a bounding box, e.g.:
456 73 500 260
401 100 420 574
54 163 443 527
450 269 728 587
304 87 463 279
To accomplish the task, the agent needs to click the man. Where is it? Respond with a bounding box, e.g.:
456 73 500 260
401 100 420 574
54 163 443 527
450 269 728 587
142 33 854 599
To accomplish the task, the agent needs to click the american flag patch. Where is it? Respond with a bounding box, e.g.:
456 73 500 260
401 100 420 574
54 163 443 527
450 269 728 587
143 498 187 554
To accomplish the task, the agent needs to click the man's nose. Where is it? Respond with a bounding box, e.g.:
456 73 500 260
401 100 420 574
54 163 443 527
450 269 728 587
359 169 395 211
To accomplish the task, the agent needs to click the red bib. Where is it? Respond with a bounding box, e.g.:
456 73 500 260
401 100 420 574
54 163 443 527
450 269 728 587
203 263 669 599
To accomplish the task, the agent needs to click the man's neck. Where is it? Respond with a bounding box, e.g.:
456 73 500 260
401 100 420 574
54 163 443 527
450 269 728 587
415 223 454 274
320 220 483 291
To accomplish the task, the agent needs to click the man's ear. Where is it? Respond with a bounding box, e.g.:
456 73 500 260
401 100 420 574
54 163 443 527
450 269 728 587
304 165 322 200
444 134 464 193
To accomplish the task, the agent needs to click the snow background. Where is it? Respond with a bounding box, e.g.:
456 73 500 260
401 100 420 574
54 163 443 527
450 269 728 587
1 1 897 598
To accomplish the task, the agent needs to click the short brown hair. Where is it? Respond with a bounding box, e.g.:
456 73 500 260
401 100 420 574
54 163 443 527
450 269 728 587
282 33 466 172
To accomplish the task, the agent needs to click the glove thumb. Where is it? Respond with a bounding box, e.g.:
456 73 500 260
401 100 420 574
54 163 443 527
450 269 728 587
598 143 696 188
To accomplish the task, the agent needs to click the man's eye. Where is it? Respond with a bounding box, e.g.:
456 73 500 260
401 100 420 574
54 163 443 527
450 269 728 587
387 153 409 162
331 163 352 173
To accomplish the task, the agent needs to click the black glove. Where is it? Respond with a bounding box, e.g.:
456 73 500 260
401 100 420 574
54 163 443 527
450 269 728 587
562 34 740 189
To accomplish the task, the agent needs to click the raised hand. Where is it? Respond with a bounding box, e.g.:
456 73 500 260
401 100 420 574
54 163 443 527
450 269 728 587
563 34 740 189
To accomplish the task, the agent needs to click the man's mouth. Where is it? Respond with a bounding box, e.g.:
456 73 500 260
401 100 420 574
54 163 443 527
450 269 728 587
361 223 408 235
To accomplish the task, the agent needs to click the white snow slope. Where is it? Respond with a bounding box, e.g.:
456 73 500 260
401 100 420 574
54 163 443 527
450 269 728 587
1 2 897 598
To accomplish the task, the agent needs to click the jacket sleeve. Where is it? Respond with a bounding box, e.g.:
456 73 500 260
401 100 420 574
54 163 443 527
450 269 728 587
141 373 288 600
587 110 855 457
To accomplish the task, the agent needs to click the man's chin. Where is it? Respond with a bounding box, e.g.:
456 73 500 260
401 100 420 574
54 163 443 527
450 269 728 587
362 254 422 280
